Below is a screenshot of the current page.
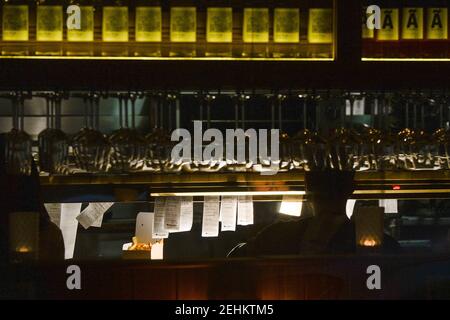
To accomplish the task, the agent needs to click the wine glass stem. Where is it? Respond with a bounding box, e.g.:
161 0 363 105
118 95 123 128
131 98 136 129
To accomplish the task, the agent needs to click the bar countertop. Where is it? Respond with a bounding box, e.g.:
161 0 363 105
2 254 450 299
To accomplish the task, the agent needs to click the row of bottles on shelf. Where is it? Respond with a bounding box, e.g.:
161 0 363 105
363 6 450 58
0 2 333 58
3 90 450 176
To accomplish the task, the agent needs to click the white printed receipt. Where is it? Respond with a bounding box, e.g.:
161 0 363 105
76 202 113 229
164 197 182 232
220 196 237 231
202 196 220 237
153 197 169 239
238 196 254 225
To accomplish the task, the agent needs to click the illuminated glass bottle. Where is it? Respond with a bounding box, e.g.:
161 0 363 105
273 8 300 58
170 6 197 57
36 1 63 55
206 7 233 57
102 0 129 56
425 7 448 59
135 1 162 56
307 8 333 58
401 7 423 59
66 1 95 56
242 8 269 58
376 8 399 58
1 0 29 55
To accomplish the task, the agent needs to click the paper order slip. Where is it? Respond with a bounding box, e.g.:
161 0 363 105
170 196 194 233
202 196 220 237
153 197 169 238
45 203 81 260
237 195 254 225
76 202 113 229
220 196 237 231
164 197 182 231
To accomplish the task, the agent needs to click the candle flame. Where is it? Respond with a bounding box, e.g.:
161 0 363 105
16 246 31 253
360 238 378 247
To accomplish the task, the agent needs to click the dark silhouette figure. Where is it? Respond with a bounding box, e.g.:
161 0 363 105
0 133 64 263
229 170 400 257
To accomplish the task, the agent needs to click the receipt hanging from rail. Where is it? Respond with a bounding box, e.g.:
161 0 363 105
180 196 194 232
379 199 398 214
346 199 357 219
76 202 113 229
168 196 194 233
202 196 220 237
44 203 61 227
237 196 254 225
220 196 237 231
61 203 82 260
152 197 169 238
45 203 80 259
279 195 303 217
164 197 182 232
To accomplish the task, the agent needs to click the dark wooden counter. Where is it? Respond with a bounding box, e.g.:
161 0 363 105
2 254 450 299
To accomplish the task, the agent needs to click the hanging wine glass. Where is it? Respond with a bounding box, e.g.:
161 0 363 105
38 92 69 174
432 94 450 170
162 93 185 173
72 92 110 173
327 92 362 171
187 93 225 173
397 94 416 170
146 92 175 173
109 92 147 173
409 94 434 170
291 92 326 171
277 94 293 172
356 92 379 171
372 92 398 171
226 93 253 172
4 91 32 175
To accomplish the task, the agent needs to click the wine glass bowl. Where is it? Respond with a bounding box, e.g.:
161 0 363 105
72 127 110 173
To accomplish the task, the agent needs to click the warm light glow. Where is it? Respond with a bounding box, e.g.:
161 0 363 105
151 191 305 197
16 246 31 253
279 195 303 216
359 238 379 247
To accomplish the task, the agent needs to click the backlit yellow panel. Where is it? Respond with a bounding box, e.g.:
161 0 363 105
103 6 129 42
2 5 29 41
37 6 63 41
274 8 300 43
207 7 233 43
136 7 162 42
170 7 197 43
243 8 269 43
